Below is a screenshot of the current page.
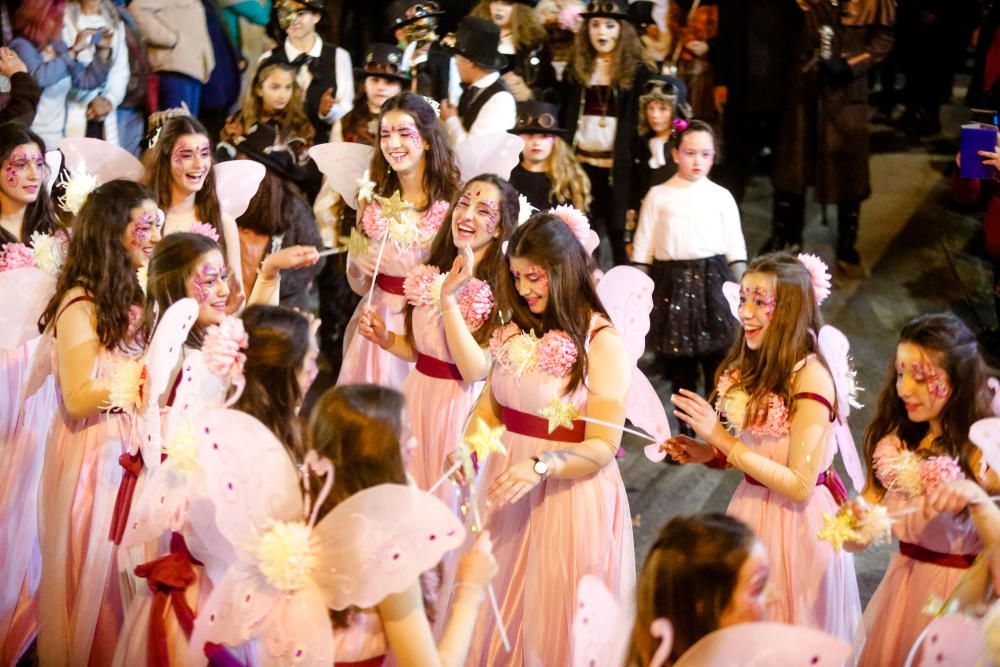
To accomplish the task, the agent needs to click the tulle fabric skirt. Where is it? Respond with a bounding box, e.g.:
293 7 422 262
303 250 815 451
858 553 971 666
464 433 635 666
37 404 130 667
649 255 738 358
727 480 862 649
337 288 413 390
0 340 58 663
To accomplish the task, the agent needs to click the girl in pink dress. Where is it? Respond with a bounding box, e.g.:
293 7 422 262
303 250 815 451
0 123 66 663
33 179 161 666
338 92 460 390
464 210 635 666
357 174 519 499
845 313 1000 666
664 252 862 646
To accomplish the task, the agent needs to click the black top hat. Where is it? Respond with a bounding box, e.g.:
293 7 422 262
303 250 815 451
509 101 566 137
231 123 311 184
354 43 411 84
626 1 655 29
450 16 507 71
387 0 445 31
580 0 630 22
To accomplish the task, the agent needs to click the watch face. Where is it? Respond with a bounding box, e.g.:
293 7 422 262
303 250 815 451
533 458 548 475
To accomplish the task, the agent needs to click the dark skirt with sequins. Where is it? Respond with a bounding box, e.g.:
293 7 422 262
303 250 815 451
649 255 739 358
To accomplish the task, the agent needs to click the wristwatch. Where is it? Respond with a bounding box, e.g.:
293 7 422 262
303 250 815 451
531 455 549 478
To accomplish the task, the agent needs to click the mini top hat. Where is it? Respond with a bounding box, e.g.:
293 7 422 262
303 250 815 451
388 0 445 31
450 16 507 71
277 0 325 14
509 101 566 137
580 0 630 22
230 122 310 184
354 43 411 84
627 1 656 30
642 74 689 110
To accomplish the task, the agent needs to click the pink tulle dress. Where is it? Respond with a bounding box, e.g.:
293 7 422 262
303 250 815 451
857 435 982 666
0 337 59 663
718 369 862 646
337 199 449 390
35 297 144 666
465 323 635 666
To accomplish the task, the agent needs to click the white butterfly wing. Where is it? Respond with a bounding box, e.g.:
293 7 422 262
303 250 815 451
675 622 851 667
58 137 144 183
213 160 266 220
308 142 375 208
120 459 192 549
313 484 466 610
0 268 56 350
455 132 525 183
255 586 336 667
572 575 632 667
906 614 986 667
970 417 1000 475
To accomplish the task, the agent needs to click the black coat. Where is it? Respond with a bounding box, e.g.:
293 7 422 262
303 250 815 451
559 63 653 232
772 0 895 203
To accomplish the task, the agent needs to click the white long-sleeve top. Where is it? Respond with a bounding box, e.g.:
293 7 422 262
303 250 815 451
630 175 747 265
444 71 515 147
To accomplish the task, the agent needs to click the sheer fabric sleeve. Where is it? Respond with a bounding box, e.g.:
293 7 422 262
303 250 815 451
55 292 111 420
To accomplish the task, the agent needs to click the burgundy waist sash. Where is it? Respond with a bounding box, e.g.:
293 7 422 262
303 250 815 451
742 468 848 505
899 541 977 569
500 403 586 443
375 274 406 295
416 353 463 381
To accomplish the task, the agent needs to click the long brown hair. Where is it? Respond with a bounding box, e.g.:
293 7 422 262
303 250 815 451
627 513 756 666
498 211 607 392
403 174 520 347
235 305 309 462
240 62 315 143
142 116 226 254
39 179 152 349
547 137 591 212
863 313 996 494
367 92 460 214
0 123 62 243
714 253 834 428
571 17 651 90
144 231 222 348
471 1 546 50
308 384 409 627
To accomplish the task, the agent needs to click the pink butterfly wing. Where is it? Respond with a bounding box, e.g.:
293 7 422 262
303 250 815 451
595 266 653 365
312 484 466 610
455 133 525 182
44 150 62 192
970 417 1000 475
120 459 190 549
0 268 56 349
165 350 230 428
308 142 375 208
571 575 631 667
674 622 851 667
722 281 741 321
629 369 671 450
908 615 985 667
58 137 144 183
213 161 266 220
255 586 336 667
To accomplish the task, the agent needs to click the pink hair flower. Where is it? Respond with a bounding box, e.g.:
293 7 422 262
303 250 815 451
536 330 578 377
458 278 494 330
202 316 249 384
403 264 441 307
920 455 965 493
549 204 592 244
797 253 832 305
673 118 689 133
0 242 36 272
190 221 221 243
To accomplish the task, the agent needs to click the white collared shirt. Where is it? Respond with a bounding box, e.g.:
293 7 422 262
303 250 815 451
260 35 354 123
445 71 516 147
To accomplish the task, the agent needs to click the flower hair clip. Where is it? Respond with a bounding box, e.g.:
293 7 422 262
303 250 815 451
56 169 98 215
672 118 689 133
202 316 249 405
549 204 599 254
422 96 441 118
797 253 832 305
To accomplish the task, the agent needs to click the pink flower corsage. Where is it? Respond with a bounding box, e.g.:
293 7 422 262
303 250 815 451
190 221 221 243
202 316 249 384
919 455 965 493
457 279 494 330
403 264 441 307
489 322 520 358
872 436 905 488
419 200 450 235
797 253 832 305
673 118 689 133
360 200 386 239
0 242 36 271
536 330 578 377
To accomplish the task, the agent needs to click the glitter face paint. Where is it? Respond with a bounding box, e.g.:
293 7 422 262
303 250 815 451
130 208 165 247
510 257 549 314
894 342 953 425
379 111 426 173
191 262 228 304
898 360 951 399
739 286 776 319
3 150 44 187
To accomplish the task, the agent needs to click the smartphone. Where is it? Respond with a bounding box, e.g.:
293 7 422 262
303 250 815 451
971 108 999 126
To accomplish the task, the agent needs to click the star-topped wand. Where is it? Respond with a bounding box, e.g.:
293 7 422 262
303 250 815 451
365 190 412 307
538 397 660 442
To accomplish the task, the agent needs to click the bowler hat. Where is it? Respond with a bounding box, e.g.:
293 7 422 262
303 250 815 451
354 43 412 84
449 16 507 71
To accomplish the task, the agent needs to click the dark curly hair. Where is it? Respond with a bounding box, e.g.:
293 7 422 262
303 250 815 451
0 123 62 244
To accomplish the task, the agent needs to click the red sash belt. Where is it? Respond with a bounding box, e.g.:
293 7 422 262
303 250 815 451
375 274 406 295
110 451 144 544
500 404 585 443
416 353 464 381
135 533 202 667
899 541 977 569
336 658 387 667
743 468 848 505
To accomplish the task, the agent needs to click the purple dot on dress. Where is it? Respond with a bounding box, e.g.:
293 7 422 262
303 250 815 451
937 654 944 663
147 434 151 441
245 594 251 602
227 482 233 490
213 443 219 449
168 346 173 353
295 650 303 657
392 553 400 560
204 427 210 434
810 658 819 665
429 534 436 541
210 613 216 622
